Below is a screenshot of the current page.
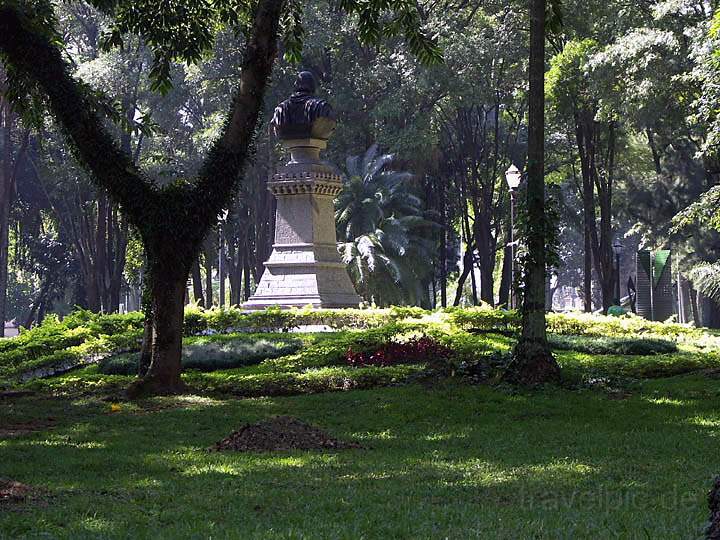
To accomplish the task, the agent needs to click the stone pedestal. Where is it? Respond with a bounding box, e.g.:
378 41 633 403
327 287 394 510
243 139 361 309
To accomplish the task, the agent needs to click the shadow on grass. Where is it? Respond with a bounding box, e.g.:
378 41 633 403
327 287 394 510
0 382 718 538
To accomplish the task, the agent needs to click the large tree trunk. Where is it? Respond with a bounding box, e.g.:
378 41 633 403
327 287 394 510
0 0 285 395
138 281 153 376
130 244 189 395
504 0 560 385
0 185 8 337
0 99 27 334
0 116 11 337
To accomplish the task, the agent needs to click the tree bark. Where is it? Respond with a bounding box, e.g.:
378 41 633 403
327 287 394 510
0 105 13 337
504 0 560 385
453 243 475 306
191 259 205 307
0 96 28 335
204 243 214 307
138 284 153 377
0 0 284 394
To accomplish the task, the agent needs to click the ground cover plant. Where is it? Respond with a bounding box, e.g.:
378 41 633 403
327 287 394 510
3 306 719 395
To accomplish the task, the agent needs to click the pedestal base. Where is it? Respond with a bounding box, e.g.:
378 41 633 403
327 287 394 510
243 243 361 309
243 138 361 310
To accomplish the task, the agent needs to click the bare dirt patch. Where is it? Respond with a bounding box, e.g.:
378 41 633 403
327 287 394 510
209 416 362 452
0 418 55 439
0 479 36 504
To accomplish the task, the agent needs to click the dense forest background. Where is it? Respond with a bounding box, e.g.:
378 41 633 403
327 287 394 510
1 0 720 330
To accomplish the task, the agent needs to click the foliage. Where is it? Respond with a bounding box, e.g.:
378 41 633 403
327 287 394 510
548 334 677 356
345 335 450 367
99 337 303 375
5 304 720 389
557 349 720 380
336 145 440 306
688 262 720 304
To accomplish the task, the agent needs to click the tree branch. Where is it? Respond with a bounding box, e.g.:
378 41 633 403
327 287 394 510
0 5 155 226
193 0 285 231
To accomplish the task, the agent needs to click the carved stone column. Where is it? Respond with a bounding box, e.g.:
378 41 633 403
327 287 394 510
243 138 361 309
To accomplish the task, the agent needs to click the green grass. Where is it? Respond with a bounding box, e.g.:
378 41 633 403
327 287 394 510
2 320 720 537
1 379 719 538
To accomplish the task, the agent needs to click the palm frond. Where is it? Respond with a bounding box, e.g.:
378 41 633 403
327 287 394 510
689 262 720 303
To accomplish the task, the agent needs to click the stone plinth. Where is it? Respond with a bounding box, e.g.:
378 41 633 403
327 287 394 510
243 139 361 309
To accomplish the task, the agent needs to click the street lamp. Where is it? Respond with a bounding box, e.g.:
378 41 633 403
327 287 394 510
505 165 522 309
612 239 624 305
218 209 230 308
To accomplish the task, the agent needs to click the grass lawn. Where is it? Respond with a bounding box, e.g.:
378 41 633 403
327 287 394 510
2 373 720 538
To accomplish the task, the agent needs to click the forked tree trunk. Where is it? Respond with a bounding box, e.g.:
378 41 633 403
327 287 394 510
0 0 285 396
503 0 560 385
453 244 475 306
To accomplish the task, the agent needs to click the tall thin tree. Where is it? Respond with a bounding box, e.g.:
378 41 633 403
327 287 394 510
504 0 561 384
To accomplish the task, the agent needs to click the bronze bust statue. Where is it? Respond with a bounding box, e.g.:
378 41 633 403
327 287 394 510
271 71 335 141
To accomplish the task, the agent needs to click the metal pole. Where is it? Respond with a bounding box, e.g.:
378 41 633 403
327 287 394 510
615 253 621 305
677 267 684 323
509 189 515 309
218 229 224 308
649 251 655 322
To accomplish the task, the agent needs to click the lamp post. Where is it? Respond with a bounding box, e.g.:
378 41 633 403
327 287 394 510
612 239 624 306
505 164 522 309
218 209 230 308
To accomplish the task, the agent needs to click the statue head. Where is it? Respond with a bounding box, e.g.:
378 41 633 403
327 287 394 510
294 71 317 95
271 71 335 141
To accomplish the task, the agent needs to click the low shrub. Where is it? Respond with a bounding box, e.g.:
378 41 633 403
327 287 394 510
545 312 702 339
445 306 520 333
448 307 708 342
345 336 451 367
184 364 423 397
99 337 303 375
548 334 678 355
558 350 720 379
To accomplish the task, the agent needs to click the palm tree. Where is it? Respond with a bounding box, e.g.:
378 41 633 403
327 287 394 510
689 263 720 303
336 145 440 306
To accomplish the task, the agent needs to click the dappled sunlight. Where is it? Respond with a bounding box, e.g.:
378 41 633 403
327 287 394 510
1 383 719 538
686 414 720 431
78 517 115 533
517 459 599 481
177 455 320 478
28 437 106 450
642 396 689 407
356 429 397 441
423 431 467 442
